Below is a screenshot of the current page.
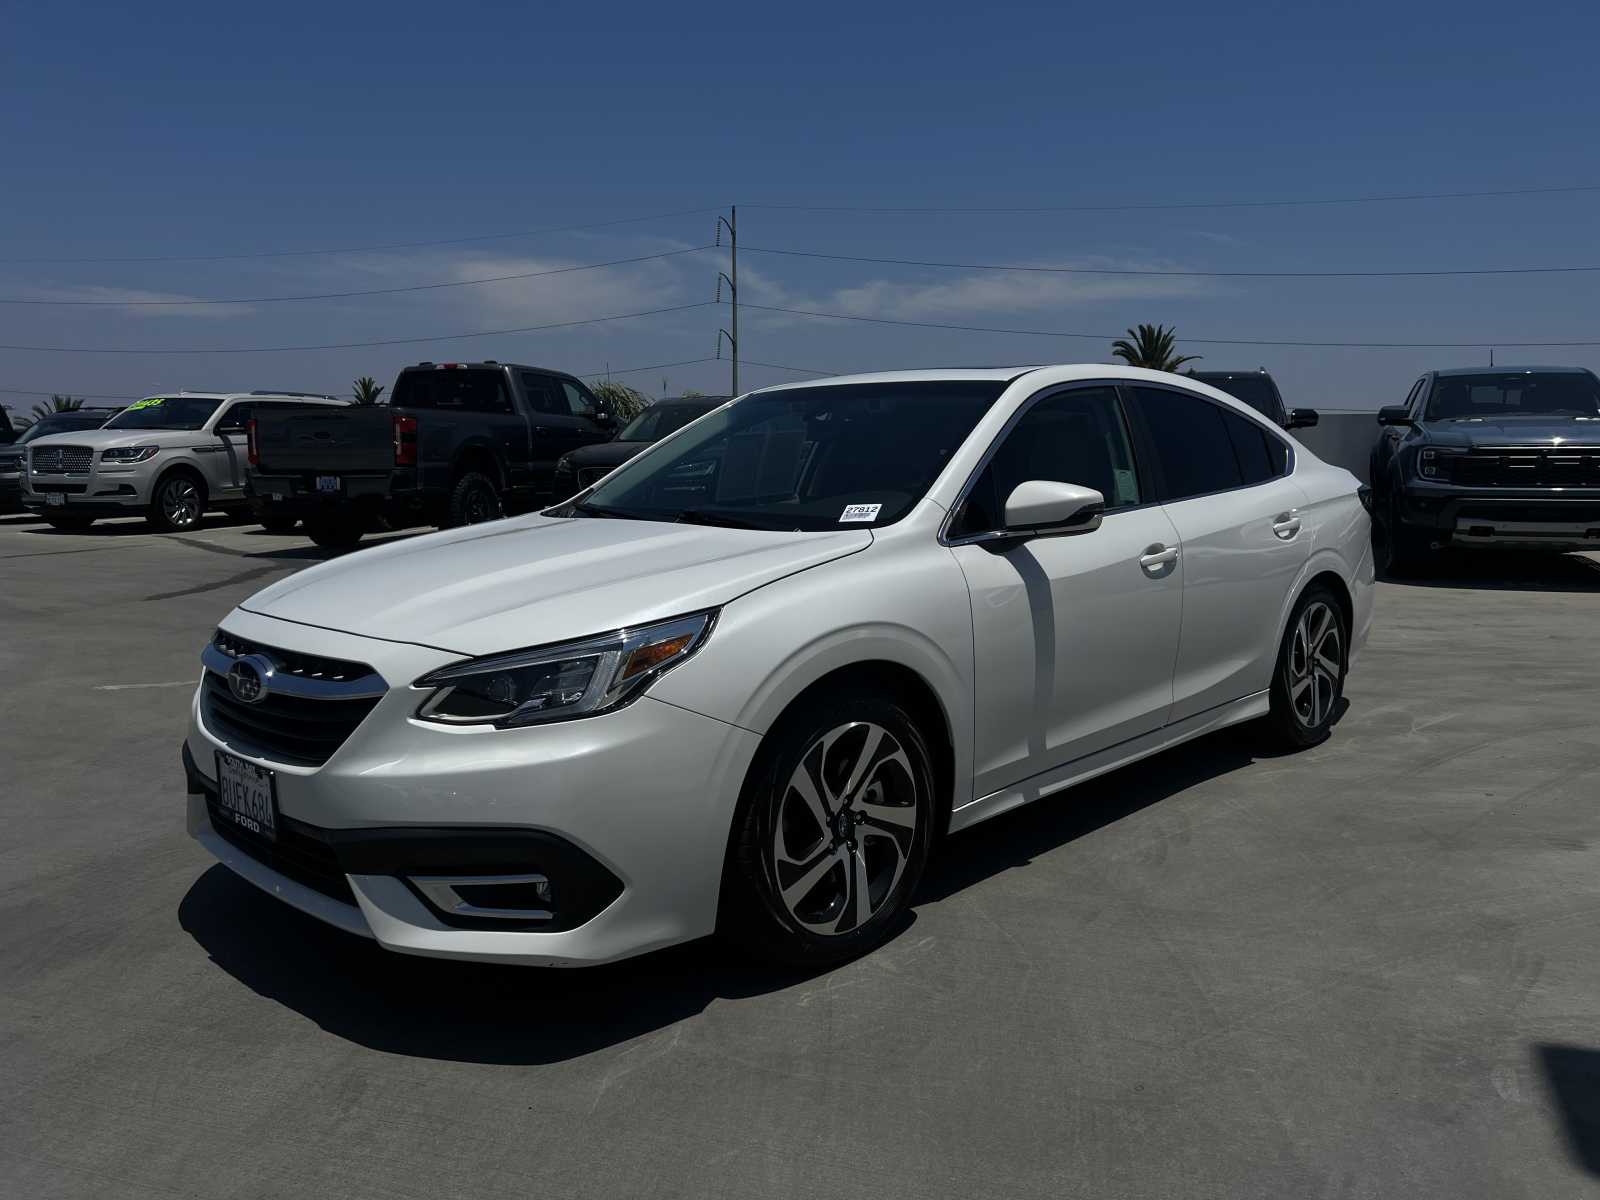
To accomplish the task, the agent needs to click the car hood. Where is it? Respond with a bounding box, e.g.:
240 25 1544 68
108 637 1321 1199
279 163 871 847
565 440 651 469
239 513 872 656
1421 417 1600 448
25 429 211 451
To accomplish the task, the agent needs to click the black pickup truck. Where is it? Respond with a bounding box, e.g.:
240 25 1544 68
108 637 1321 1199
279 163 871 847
1370 366 1600 574
247 361 617 547
1189 369 1319 431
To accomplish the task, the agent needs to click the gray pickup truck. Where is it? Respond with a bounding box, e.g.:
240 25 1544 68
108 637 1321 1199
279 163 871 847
247 361 617 548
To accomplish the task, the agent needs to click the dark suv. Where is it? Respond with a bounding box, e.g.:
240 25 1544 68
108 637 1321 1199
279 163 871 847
1188 369 1319 430
0 408 124 513
1370 366 1600 572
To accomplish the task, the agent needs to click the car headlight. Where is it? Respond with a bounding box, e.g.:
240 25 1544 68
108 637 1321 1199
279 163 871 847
413 611 715 727
101 445 159 463
1416 447 1464 479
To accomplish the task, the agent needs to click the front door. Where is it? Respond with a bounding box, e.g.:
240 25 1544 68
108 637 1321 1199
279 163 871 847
947 383 1183 798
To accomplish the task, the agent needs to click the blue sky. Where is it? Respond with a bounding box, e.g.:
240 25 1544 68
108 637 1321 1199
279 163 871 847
3 0 1599 418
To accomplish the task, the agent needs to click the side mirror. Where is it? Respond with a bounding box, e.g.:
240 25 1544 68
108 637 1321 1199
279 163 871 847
1002 481 1104 541
595 411 617 429
1377 406 1414 427
1287 408 1319 429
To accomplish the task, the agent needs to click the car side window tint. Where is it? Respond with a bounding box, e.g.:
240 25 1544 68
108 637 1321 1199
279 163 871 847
1408 378 1428 415
216 402 253 434
952 386 1140 538
1220 407 1277 485
560 381 597 419
520 374 564 416
1132 386 1245 501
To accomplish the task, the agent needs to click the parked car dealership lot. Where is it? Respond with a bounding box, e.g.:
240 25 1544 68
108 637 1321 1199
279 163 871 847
3 511 1599 1197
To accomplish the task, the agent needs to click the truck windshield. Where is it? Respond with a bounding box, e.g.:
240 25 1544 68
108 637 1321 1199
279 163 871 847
1426 373 1600 420
571 381 1006 531
103 396 222 431
1192 375 1283 421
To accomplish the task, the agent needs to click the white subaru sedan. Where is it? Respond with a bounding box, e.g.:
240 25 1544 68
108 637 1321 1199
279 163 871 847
183 366 1373 967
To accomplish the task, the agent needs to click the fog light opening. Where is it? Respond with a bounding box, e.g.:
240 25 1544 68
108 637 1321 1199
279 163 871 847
410 873 555 922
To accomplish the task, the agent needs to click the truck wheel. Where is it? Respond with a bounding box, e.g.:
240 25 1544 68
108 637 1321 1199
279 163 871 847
304 515 365 550
447 472 504 527
258 515 298 534
148 471 206 533
44 514 95 532
1380 494 1431 578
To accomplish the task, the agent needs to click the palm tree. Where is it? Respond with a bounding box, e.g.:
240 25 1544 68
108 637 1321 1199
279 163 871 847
1110 324 1201 372
30 394 83 422
590 380 650 421
352 376 386 405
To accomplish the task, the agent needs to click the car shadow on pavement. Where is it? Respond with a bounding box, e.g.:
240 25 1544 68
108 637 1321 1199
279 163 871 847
1376 544 1600 593
1536 1044 1600 1177
178 867 830 1065
179 715 1309 1064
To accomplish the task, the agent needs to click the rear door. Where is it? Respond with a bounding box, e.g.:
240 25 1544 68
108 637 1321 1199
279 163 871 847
1125 384 1310 723
519 373 611 495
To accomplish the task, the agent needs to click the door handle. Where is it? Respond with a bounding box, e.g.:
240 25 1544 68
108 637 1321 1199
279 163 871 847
1272 510 1302 539
1139 544 1179 575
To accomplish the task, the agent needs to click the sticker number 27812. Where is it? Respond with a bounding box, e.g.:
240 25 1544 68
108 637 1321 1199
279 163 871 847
839 503 882 523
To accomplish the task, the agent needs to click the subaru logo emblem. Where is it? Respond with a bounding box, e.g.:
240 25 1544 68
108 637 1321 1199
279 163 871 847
227 659 266 704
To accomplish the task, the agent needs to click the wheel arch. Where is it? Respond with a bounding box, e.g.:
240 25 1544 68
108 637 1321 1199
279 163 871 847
448 439 505 488
151 459 208 504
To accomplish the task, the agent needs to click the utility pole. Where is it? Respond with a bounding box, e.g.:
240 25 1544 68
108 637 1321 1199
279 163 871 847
716 206 739 396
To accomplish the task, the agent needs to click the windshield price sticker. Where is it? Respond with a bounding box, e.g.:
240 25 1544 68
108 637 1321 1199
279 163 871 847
839 503 882 523
127 397 167 411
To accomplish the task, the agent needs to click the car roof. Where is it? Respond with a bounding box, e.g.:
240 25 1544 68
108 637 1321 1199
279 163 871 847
131 391 344 403
1431 365 1593 378
751 364 1247 394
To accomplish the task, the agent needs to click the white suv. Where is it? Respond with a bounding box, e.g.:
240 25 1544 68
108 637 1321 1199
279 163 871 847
24 391 347 532
183 365 1373 967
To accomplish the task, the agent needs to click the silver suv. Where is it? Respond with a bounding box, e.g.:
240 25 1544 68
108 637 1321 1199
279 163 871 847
24 391 347 532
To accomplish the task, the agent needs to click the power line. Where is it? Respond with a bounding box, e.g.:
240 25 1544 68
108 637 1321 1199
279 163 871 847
742 245 1600 280
742 183 1600 214
743 302 1600 350
741 358 834 375
0 302 716 355
581 356 718 379
0 247 714 306
0 206 723 266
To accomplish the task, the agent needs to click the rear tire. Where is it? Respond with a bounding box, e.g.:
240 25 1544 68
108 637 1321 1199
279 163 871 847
147 471 206 533
1264 584 1348 749
446 471 504 528
721 690 937 967
304 515 365 550
44 514 95 532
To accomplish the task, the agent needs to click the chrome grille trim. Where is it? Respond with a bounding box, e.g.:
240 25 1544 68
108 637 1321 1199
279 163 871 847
31 445 93 475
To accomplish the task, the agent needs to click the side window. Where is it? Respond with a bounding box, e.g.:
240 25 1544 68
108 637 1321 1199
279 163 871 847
520 374 564 416
216 402 253 434
1131 386 1245 501
1407 378 1428 416
952 386 1141 538
1219 407 1283 485
560 381 598 419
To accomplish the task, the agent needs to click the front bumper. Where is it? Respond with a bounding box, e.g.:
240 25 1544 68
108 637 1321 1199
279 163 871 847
1396 483 1600 550
23 462 151 513
184 609 762 966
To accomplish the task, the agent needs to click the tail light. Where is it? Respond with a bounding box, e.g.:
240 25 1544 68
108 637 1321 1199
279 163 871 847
393 413 417 466
246 418 259 467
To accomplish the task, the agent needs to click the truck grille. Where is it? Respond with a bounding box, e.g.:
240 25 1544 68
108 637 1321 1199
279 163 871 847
31 445 93 474
577 466 611 488
202 631 385 766
1443 447 1600 488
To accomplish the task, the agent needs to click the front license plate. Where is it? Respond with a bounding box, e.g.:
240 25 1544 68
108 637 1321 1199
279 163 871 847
214 751 278 841
45 492 65 507
316 475 340 494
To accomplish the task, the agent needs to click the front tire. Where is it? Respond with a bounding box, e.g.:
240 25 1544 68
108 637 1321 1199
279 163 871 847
44 514 95 532
722 691 937 967
304 515 365 550
1265 585 1348 749
446 471 504 528
1379 493 1431 577
148 471 205 533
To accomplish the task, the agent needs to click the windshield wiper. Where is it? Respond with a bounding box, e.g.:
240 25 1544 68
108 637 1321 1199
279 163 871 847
570 500 649 521
670 509 764 530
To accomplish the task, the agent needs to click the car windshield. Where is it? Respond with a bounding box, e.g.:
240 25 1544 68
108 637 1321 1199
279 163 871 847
1193 375 1283 421
1426 372 1600 420
617 401 721 443
571 381 1007 530
103 396 222 431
